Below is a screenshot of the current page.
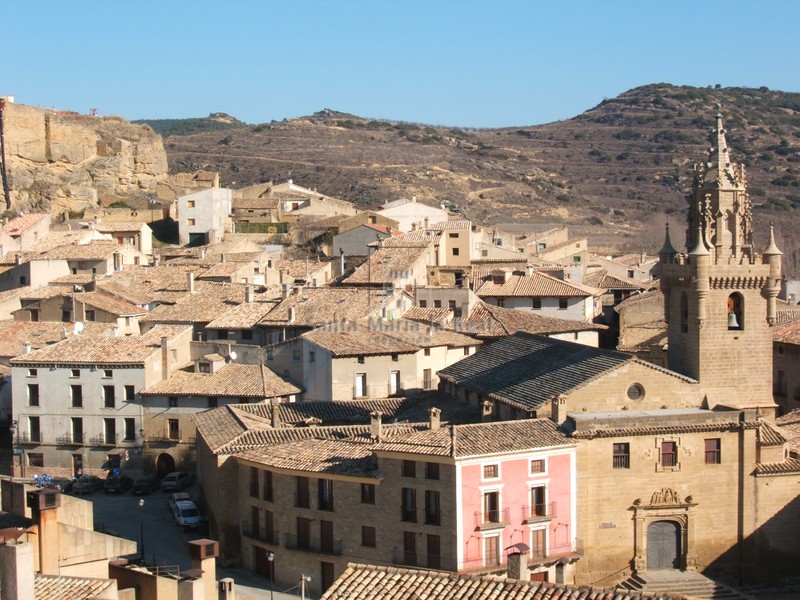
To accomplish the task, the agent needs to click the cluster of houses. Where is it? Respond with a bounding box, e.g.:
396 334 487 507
2 115 800 599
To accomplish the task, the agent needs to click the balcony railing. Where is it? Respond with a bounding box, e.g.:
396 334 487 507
17 432 42 444
473 507 510 529
612 454 630 469
457 539 583 573
148 431 182 444
522 501 556 522
283 534 342 556
56 433 84 446
90 433 118 447
242 521 279 545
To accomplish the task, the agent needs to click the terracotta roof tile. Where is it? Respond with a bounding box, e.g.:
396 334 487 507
584 269 646 291
94 221 146 232
343 243 431 285
141 363 300 398
206 297 281 329
2 212 49 235
237 438 379 477
321 563 676 600
140 282 254 324
35 573 116 600
476 273 600 299
0 320 114 359
259 287 396 327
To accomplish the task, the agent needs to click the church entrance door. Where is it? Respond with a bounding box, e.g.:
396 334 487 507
647 520 680 570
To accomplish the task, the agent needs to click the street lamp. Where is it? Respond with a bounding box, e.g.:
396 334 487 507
267 551 275 600
300 574 311 600
138 498 145 561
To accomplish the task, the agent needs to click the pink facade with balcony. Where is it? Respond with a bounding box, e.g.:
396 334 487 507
457 447 576 578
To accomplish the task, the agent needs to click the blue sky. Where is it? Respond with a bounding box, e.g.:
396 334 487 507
5 1 800 128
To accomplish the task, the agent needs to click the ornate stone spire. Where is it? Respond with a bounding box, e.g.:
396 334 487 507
658 223 677 259
703 111 743 191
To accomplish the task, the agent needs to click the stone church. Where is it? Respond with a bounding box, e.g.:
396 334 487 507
439 113 800 586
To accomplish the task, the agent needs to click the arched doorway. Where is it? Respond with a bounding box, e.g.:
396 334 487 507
156 453 175 479
647 520 680 570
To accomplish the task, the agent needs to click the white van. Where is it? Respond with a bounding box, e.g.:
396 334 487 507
173 499 200 530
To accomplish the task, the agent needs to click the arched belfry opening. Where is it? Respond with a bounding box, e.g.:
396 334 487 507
727 292 744 330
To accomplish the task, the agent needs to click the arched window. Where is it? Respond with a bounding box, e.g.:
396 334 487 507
727 293 744 330
680 292 688 333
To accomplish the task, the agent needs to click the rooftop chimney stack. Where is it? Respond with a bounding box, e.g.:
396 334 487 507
370 411 383 441
245 285 254 304
506 551 529 581
187 272 195 294
0 542 34 600
429 407 441 430
481 400 494 422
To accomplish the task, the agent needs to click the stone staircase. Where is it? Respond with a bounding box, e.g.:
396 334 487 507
618 570 755 600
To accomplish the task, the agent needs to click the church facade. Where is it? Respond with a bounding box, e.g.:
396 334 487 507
440 114 800 586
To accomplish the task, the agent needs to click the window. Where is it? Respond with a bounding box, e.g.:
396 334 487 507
104 418 116 444
449 232 459 238
464 346 470 356
482 464 499 479
423 348 431 357
425 462 439 480
402 460 416 477
27 368 37 377
425 490 441 525
613 443 630 469
434 300 442 308
403 531 417 566
217 330 229 340
188 218 196 226
496 298 505 308
361 526 376 547
250 506 260 536
125 385 135 402
427 534 441 569
62 310 71 322
308 351 315 363
242 330 253 341
320 520 334 553
530 459 545 473
187 200 195 208
266 350 273 361
776 370 787 396
85 310 96 322
71 417 83 444
357 356 365 364
484 535 500 566
361 483 376 504
199 362 211 373
250 467 259 498
419 300 427 308
296 476 310 508
28 416 40 443
531 528 546 559
28 453 44 467
483 491 500 523
452 247 460 256
558 297 568 310
530 485 546 517
661 441 678 467
627 384 644 401
265 509 275 542
401 487 417 522
28 384 40 407
680 292 689 333
71 369 80 378
103 385 115 408
20 276 28 286
297 517 311 550
208 397 218 408
292 349 301 362
124 418 136 441
263 470 273 502
705 439 721 465
70 385 83 408
391 353 399 362
354 373 366 397
318 479 334 511
167 419 179 440
532 298 542 310
168 396 178 408
103 369 113 378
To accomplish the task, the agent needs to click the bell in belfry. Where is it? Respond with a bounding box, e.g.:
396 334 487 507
728 311 740 329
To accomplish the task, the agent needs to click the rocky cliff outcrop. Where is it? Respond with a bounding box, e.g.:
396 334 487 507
1 103 169 216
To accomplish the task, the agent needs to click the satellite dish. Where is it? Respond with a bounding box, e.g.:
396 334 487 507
229 351 237 361
73 322 85 335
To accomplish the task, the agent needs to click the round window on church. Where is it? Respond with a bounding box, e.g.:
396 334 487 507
627 384 644 401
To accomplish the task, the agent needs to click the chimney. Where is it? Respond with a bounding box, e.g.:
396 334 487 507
481 400 494 422
640 251 646 265
281 283 290 299
462 274 470 290
28 490 61 575
503 270 512 283
188 539 219 600
411 195 416 203
187 271 195 294
22 341 31 354
506 551 528 581
424 217 429 229
271 399 281 428
199 248 206 259
293 285 303 296
245 285 254 304
429 407 441 430
0 542 35 600
370 411 383 441
161 336 170 376
288 307 296 324
14 254 21 265
525 264 534 277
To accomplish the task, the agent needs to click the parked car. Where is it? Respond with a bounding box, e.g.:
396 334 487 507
161 471 191 492
132 475 160 495
45 477 75 493
172 499 200 530
73 475 104 495
168 492 191 513
104 475 134 494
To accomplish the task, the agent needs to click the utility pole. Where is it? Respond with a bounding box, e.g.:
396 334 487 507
300 574 311 599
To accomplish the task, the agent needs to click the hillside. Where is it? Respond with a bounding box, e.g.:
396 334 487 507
160 85 800 273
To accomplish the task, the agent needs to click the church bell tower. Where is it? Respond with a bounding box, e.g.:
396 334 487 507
659 112 782 412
